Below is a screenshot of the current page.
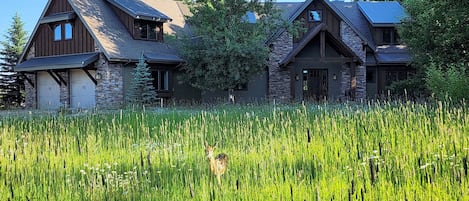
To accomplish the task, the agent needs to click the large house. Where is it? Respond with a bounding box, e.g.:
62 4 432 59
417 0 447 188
15 0 411 109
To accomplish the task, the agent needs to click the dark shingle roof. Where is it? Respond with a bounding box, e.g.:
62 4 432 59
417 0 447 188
329 1 376 50
106 0 172 22
375 45 411 64
15 53 99 72
68 0 181 62
357 1 407 27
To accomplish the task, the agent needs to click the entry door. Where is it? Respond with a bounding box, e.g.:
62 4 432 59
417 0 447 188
302 69 328 101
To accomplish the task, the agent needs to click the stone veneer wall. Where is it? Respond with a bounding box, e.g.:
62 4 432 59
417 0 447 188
95 53 124 108
58 72 69 107
340 21 366 101
24 74 36 109
267 32 293 102
24 45 36 109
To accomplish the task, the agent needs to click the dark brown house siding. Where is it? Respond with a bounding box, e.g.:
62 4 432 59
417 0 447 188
29 0 95 57
45 0 73 15
32 18 95 57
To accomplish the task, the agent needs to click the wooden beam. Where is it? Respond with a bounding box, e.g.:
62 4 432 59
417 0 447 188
53 71 67 86
320 31 326 58
82 69 97 85
21 73 35 88
47 70 62 86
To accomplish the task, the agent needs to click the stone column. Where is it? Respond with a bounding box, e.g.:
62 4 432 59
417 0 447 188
58 71 70 108
95 54 124 108
340 21 366 101
267 32 293 103
24 46 36 109
24 74 36 109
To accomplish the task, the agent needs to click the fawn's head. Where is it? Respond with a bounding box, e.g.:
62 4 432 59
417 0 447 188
204 141 217 158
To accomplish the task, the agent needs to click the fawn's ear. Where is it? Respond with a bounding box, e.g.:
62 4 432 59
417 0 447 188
204 141 209 147
213 142 218 149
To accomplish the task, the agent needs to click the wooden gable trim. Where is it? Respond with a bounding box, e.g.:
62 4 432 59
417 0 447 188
279 23 324 67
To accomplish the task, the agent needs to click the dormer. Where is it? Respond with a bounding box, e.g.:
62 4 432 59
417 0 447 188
358 2 407 45
106 0 172 42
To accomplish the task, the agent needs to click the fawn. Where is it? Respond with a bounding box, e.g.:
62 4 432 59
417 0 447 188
204 141 228 187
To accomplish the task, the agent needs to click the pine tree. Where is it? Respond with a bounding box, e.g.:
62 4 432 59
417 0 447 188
126 54 158 106
0 13 27 108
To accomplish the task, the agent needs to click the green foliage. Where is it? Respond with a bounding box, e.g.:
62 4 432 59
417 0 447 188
0 13 27 108
400 0 469 67
179 0 295 91
426 63 469 101
0 103 468 200
387 77 427 99
126 55 157 106
399 0 469 100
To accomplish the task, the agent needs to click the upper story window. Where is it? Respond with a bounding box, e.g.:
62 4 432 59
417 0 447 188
54 22 73 41
64 23 73 40
381 28 400 45
135 20 161 41
54 25 62 41
309 10 322 22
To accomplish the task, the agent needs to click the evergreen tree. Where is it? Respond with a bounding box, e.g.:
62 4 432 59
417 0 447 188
126 54 158 106
0 13 27 108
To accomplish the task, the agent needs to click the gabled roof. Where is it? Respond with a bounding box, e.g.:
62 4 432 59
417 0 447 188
357 1 407 27
106 0 172 22
69 0 182 62
18 0 182 65
328 1 376 50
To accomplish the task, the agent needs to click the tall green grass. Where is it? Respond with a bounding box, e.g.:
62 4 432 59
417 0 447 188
0 102 468 200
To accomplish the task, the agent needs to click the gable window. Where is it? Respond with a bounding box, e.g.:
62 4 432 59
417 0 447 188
309 10 322 22
53 22 73 41
64 23 73 40
54 25 62 41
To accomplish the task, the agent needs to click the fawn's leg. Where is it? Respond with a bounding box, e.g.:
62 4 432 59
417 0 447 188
217 174 222 188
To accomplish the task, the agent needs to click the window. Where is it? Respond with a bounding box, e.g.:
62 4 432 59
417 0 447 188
135 20 160 41
308 10 322 22
385 71 412 86
152 70 169 90
54 25 62 41
64 23 73 40
366 70 376 83
381 28 400 44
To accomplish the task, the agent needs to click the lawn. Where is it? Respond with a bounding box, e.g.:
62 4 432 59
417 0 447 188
0 101 468 200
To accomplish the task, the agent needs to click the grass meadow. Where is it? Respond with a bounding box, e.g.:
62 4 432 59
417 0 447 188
0 101 468 200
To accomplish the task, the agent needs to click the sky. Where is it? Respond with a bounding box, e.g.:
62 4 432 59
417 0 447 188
0 0 48 40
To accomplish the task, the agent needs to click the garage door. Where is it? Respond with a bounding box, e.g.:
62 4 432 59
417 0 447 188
37 71 61 110
70 69 96 108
